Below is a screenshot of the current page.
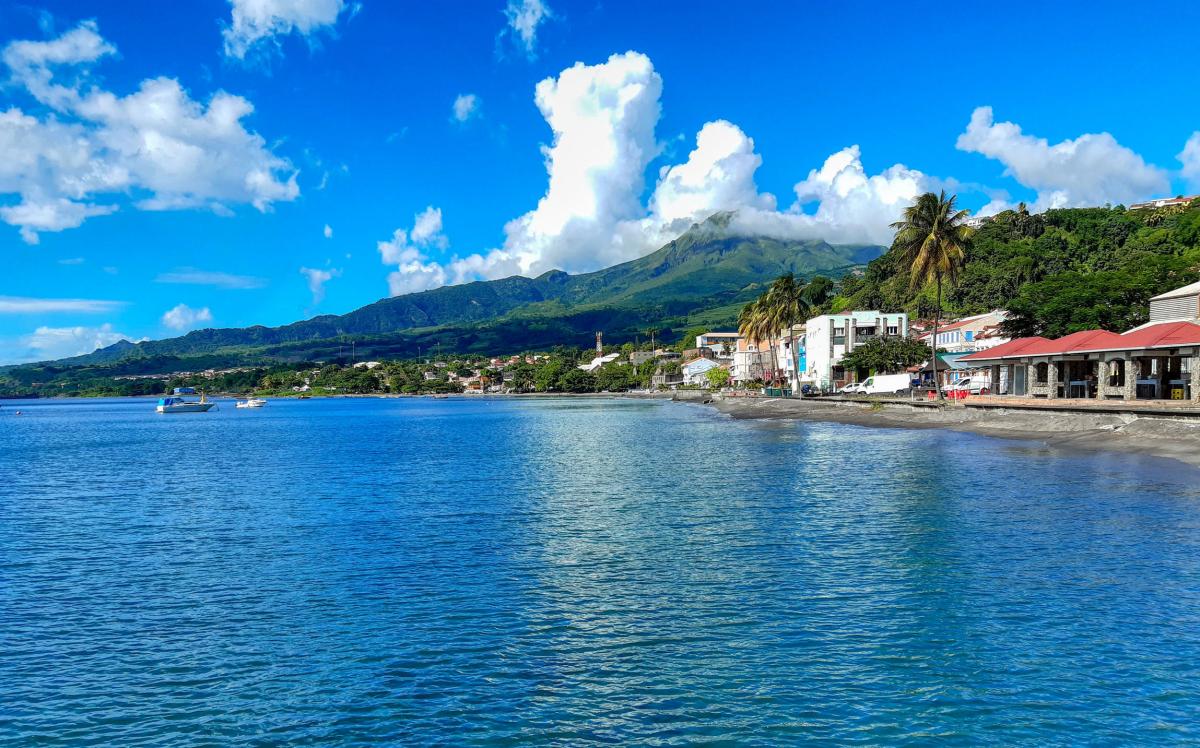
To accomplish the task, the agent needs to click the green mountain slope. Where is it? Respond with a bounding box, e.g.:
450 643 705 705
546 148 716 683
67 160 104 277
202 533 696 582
29 212 883 371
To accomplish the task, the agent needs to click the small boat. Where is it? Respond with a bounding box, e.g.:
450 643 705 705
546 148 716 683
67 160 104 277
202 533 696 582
156 393 215 413
236 397 268 408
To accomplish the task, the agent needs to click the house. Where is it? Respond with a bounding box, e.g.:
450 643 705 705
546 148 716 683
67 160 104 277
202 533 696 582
629 351 656 366
921 310 1009 353
353 361 383 370
1130 195 1198 211
804 311 909 391
680 348 715 363
732 335 772 383
695 331 738 360
682 357 721 385
651 366 684 389
578 353 621 372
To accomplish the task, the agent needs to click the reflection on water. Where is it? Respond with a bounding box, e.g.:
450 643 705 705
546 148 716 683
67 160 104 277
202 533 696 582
2 396 1200 744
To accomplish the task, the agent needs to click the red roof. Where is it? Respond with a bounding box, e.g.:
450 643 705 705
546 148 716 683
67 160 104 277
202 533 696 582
959 336 1050 361
1118 321 1200 349
961 322 1200 361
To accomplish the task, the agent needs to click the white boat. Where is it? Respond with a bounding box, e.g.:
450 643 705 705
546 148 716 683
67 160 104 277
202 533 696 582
236 397 267 408
156 393 215 413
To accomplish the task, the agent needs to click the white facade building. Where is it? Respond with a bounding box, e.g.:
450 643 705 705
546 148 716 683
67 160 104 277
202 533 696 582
804 311 909 391
682 357 721 385
924 310 1009 353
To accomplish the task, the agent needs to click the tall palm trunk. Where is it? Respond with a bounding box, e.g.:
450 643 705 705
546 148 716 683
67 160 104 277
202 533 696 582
932 275 942 402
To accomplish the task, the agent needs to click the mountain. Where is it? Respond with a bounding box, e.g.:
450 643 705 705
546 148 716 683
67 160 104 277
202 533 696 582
35 212 884 371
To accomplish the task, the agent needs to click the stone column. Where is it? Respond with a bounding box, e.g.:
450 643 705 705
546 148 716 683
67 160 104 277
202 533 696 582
1046 359 1059 399
1191 354 1200 404
1123 357 1138 401
1028 363 1039 397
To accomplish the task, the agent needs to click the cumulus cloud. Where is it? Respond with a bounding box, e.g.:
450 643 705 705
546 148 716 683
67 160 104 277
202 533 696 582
956 106 1170 211
300 265 340 305
0 22 298 243
1180 132 1200 190
21 322 129 362
452 94 479 123
384 52 939 294
378 206 451 295
155 268 268 289
161 303 213 331
0 295 122 313
223 0 349 59
501 0 551 58
323 223 333 238
439 51 662 282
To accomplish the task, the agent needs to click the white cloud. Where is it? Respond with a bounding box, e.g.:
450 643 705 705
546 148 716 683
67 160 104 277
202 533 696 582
502 0 551 57
223 0 349 59
22 322 129 361
300 266 340 304
57 256 84 264
956 106 1170 211
1180 132 1200 190
0 295 122 313
647 119 775 232
378 206 452 295
377 51 945 295
161 303 213 331
0 22 298 243
155 268 268 289
452 94 480 123
444 51 662 281
323 223 333 238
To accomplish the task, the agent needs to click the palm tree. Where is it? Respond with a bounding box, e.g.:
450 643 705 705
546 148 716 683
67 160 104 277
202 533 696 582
738 298 770 383
764 273 808 390
890 190 973 401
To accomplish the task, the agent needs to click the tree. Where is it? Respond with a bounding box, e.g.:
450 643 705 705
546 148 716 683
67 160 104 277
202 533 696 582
705 366 730 389
890 191 973 401
839 337 931 378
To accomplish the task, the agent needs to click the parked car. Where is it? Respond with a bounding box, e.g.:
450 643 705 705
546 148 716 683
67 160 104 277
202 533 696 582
945 376 992 395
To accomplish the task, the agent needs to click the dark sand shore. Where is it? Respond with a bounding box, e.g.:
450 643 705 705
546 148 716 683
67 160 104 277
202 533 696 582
652 391 1200 470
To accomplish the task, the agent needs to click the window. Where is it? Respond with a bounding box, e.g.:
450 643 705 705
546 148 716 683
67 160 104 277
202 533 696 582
887 325 898 335
1035 362 1048 384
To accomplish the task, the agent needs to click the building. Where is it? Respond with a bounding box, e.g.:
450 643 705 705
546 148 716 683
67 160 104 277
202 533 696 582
731 335 771 383
651 366 684 389
695 331 739 360
922 310 1009 353
959 281 1200 401
1129 195 1198 211
804 311 909 391
682 357 722 386
629 351 656 366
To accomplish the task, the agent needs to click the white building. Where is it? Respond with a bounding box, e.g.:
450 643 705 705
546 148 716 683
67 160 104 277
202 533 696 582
804 311 909 391
695 331 739 360
924 310 1009 353
682 357 722 385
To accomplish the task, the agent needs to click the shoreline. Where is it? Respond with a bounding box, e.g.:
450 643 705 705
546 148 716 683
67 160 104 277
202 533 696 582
665 391 1200 470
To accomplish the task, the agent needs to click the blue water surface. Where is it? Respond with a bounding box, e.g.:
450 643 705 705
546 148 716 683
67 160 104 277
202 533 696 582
2 396 1200 746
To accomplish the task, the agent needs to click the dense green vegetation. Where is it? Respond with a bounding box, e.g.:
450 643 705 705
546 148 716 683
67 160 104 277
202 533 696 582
39 212 879 371
838 201 1200 338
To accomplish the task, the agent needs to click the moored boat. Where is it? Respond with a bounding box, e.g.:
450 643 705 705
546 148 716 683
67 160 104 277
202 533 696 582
156 392 215 413
236 397 268 408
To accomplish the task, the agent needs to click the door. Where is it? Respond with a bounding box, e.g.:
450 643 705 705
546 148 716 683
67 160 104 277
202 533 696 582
1012 364 1027 396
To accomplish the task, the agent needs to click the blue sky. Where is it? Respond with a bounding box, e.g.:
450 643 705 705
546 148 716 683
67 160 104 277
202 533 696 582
3 0 1200 363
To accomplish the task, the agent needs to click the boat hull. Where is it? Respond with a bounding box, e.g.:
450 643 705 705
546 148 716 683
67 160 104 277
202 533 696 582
156 403 216 413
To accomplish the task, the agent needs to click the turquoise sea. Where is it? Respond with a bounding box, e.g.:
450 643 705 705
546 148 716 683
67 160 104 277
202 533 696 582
2 396 1200 745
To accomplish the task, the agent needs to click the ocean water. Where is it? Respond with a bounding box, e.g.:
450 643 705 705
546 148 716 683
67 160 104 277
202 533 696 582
2 396 1200 746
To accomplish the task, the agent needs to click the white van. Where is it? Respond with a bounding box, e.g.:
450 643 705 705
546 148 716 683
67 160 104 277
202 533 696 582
946 376 992 395
850 373 912 396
